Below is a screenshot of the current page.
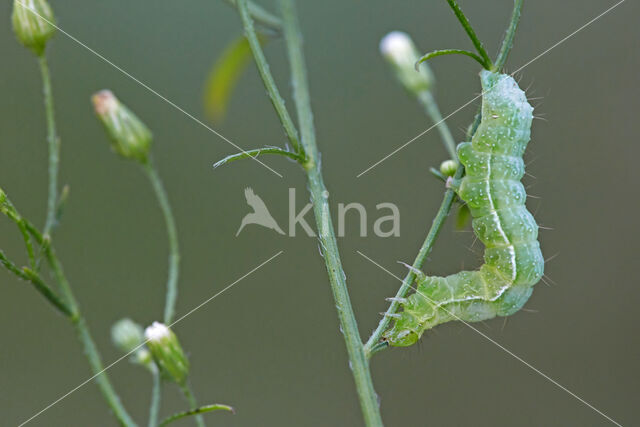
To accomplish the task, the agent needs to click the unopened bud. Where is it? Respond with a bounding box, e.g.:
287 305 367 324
92 90 152 163
380 31 434 95
111 318 145 353
145 322 189 385
12 0 56 56
439 159 458 177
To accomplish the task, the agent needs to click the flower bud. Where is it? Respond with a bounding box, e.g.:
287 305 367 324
12 0 56 56
439 159 458 177
92 90 152 163
111 318 145 353
380 31 434 95
145 322 189 385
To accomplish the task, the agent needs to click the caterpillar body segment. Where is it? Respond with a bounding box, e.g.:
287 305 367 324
384 71 543 347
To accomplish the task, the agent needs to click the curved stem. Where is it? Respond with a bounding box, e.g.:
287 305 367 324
493 0 524 71
38 55 60 240
148 366 162 427
277 0 383 425
364 165 464 357
237 2 302 155
416 91 458 160
417 48 490 70
24 221 137 426
181 384 206 427
213 147 303 169
445 0 493 69
143 158 180 325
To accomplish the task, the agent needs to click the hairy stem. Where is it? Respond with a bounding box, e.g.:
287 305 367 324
181 384 206 427
24 221 137 426
277 0 383 425
445 0 493 69
364 166 464 357
142 158 180 324
416 91 457 160
38 55 60 240
148 366 162 427
237 2 302 155
493 0 524 71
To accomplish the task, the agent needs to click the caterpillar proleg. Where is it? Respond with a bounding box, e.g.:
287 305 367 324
384 70 543 347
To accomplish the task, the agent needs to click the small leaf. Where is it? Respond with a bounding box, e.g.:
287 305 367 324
213 147 302 169
160 404 235 426
455 203 471 230
204 34 268 123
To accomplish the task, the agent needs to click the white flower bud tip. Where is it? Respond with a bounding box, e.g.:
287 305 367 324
379 31 415 65
145 321 171 342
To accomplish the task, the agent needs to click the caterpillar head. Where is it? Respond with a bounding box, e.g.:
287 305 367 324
383 313 421 347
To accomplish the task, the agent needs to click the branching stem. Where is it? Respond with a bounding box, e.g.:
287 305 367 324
23 220 137 426
416 91 457 160
445 0 493 69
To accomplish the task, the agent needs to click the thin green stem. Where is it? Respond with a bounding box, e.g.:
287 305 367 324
148 366 162 427
23 221 137 426
277 0 383 425
142 157 180 325
417 48 490 70
445 0 493 69
222 0 282 32
213 147 304 169
493 0 524 71
237 2 302 155
38 55 60 240
364 165 464 357
416 91 457 160
181 384 206 427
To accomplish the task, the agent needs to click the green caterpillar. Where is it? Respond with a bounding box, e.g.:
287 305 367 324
384 70 544 347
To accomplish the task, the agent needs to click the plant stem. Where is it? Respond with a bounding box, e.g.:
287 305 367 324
445 0 493 69
181 384 206 427
237 3 302 155
364 166 464 357
0 250 72 316
213 147 303 169
237 0 383 424
493 0 524 71
277 0 383 425
148 366 162 427
416 91 457 160
38 55 60 240
142 157 180 325
24 221 137 426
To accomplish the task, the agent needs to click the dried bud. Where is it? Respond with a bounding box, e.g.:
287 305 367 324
439 159 458 177
380 31 434 95
12 0 56 56
92 90 152 163
111 318 145 353
145 322 189 385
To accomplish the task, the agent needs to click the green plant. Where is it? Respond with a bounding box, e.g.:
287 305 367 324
2 1 233 425
3 0 540 425
213 0 532 425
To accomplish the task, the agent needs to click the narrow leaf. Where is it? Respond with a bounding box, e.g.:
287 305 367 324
213 147 302 169
160 404 235 426
416 49 489 70
204 34 267 123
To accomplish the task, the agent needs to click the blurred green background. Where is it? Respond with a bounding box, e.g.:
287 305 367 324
1 0 639 425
